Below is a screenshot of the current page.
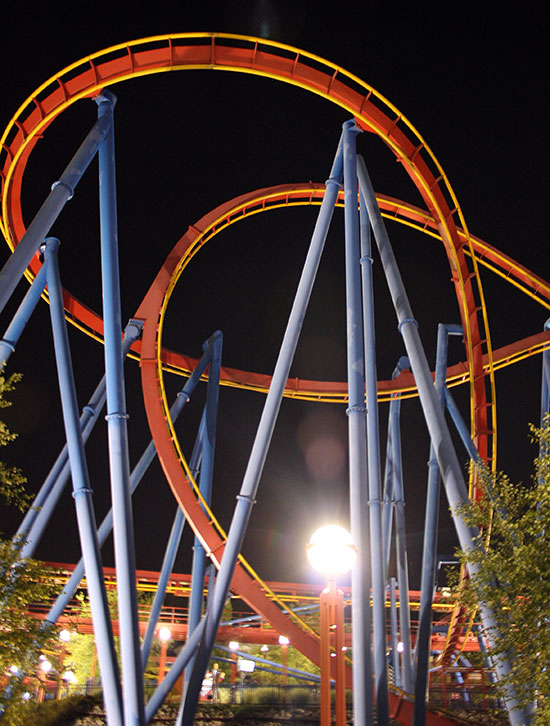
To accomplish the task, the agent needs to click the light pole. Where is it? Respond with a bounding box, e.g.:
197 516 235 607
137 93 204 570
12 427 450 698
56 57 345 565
307 525 356 726
228 641 239 703
157 627 171 686
278 635 290 702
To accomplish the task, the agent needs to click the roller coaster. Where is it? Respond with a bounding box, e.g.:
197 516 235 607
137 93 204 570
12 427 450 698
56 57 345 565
0 33 548 726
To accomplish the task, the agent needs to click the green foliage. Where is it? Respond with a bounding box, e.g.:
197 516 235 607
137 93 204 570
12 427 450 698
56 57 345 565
0 373 58 713
455 422 550 724
2 694 103 726
0 372 29 510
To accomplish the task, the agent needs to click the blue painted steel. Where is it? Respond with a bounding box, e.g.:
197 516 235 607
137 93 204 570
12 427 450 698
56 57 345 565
186 332 223 688
0 263 47 367
141 508 186 668
356 156 528 726
16 322 141 559
382 425 394 575
145 616 207 722
414 324 463 724
220 602 319 627
389 389 413 693
215 645 323 682
45 363 200 627
389 578 400 688
213 655 321 682
473 624 497 685
0 98 115 317
180 136 344 726
141 412 205 668
96 91 144 726
44 238 122 725
383 357 409 573
350 132 376 726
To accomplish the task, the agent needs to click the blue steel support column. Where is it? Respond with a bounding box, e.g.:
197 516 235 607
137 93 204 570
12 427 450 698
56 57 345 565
185 332 223 690
16 322 141 558
141 507 186 667
96 91 144 726
45 371 201 629
0 99 115 317
141 417 204 669
383 358 410 576
45 337 217 626
0 263 47 368
44 238 122 726
354 143 378 725
389 387 413 693
356 156 528 726
389 578 400 688
180 137 344 726
414 323 463 724
382 425 394 575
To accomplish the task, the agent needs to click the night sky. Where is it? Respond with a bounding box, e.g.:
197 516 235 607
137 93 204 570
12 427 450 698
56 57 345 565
0 4 547 592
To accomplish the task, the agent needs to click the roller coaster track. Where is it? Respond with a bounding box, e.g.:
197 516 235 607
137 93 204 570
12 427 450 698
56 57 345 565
2 34 547 722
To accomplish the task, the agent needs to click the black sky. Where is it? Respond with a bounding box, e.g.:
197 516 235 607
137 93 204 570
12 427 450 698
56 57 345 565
0 3 547 590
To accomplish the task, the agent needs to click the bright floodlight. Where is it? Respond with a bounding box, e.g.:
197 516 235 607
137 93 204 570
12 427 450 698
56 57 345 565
278 635 290 646
307 525 356 578
158 627 172 642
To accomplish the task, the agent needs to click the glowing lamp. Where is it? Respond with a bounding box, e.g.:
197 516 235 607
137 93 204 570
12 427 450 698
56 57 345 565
306 525 356 578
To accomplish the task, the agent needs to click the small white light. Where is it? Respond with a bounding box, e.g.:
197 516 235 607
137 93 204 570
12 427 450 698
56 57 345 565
9 665 18 675
330 652 336 658
397 641 404 653
158 627 172 642
260 645 269 653
62 670 77 683
59 629 71 643
40 660 52 674
22 692 31 701
278 635 290 646
228 641 239 651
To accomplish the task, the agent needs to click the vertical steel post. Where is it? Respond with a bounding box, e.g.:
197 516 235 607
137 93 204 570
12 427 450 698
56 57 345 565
44 238 122 726
180 137 344 726
390 391 413 693
0 263 47 368
354 139 387 725
16 322 141 559
142 416 204 669
384 357 409 575
357 156 529 726
320 586 331 726
0 101 115 317
389 578 400 688
45 366 197 628
414 323 462 724
185 332 223 690
96 91 143 726
382 424 394 575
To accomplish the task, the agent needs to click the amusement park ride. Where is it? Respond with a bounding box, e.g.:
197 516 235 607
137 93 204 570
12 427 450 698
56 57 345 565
0 33 548 726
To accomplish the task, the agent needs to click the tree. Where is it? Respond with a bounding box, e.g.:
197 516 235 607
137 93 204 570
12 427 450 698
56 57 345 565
455 421 550 724
0 371 58 716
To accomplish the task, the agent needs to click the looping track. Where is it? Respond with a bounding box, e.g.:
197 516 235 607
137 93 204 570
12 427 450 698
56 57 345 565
1 32 495 467
2 34 549 721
